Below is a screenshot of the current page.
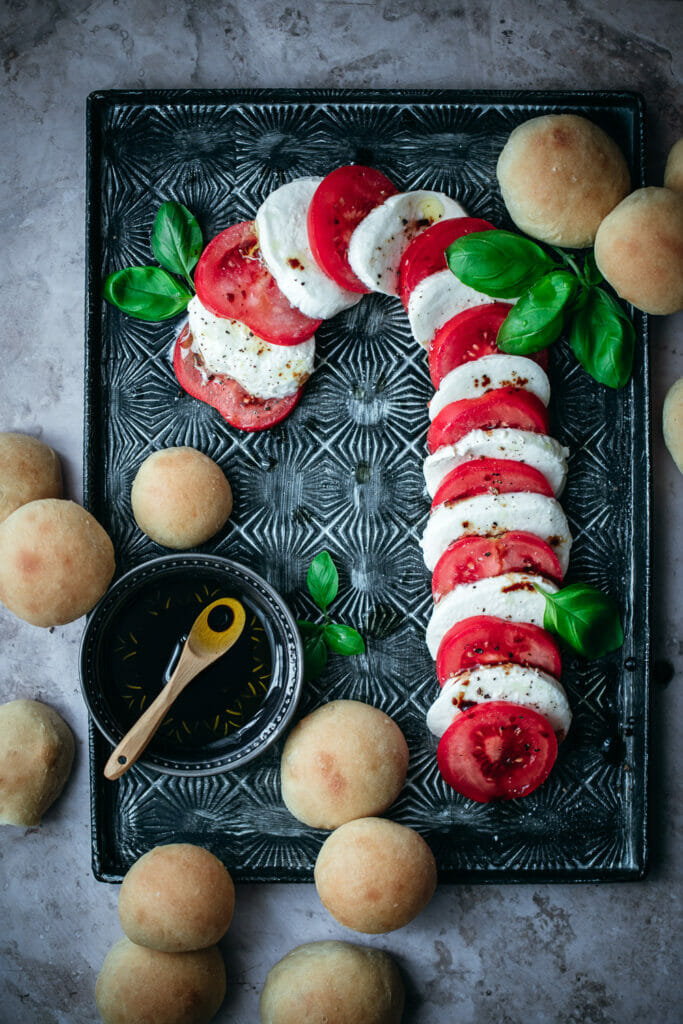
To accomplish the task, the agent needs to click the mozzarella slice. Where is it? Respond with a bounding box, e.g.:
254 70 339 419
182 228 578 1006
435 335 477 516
423 428 569 498
187 296 314 400
426 664 572 740
420 492 572 573
429 355 550 420
407 270 504 348
348 191 467 296
256 177 362 320
426 573 557 659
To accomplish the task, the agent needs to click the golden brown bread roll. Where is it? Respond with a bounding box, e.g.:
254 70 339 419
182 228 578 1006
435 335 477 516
663 377 683 473
118 843 235 952
314 817 437 934
496 113 630 248
0 699 74 826
95 937 226 1024
0 499 115 627
131 447 232 549
594 187 683 315
0 432 62 525
664 138 683 193
280 700 409 829
260 940 405 1024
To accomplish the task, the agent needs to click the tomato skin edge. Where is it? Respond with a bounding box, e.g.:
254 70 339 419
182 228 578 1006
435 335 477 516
435 614 563 683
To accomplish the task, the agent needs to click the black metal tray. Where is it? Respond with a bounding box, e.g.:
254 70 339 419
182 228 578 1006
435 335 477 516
85 89 649 883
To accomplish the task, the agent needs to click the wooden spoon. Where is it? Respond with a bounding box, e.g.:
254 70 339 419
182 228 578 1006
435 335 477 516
104 597 246 780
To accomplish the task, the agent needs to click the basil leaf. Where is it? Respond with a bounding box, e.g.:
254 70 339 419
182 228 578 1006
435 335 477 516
497 271 579 354
582 250 603 288
303 632 328 682
535 583 624 659
569 287 635 389
306 551 339 612
297 620 322 637
103 267 192 321
151 201 203 282
323 623 366 656
446 230 557 298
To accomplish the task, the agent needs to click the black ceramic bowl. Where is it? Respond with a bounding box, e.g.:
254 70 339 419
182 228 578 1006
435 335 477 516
80 554 303 776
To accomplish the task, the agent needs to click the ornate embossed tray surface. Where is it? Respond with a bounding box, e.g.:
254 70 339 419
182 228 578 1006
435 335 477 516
85 90 649 882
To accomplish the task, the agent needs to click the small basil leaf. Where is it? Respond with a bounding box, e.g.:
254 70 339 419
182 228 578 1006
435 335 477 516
569 287 634 389
446 230 557 298
297 620 323 637
582 250 603 288
535 583 624 659
497 271 579 354
303 632 328 682
103 267 192 321
323 623 366 656
151 201 203 281
306 551 339 612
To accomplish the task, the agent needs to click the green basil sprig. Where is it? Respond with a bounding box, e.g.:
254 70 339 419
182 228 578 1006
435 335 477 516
446 230 556 298
497 271 579 354
297 551 365 681
534 582 624 659
569 287 635 389
103 201 202 321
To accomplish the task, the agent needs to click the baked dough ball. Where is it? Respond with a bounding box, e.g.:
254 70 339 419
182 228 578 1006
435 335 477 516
95 937 226 1024
131 447 232 549
0 499 115 627
281 700 409 829
0 699 74 826
118 843 235 952
0 432 62 525
314 817 437 934
496 113 630 247
664 138 683 193
260 940 404 1024
663 377 683 473
594 187 683 315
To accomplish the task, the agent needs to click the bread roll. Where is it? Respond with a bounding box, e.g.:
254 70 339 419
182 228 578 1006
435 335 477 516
314 817 437 934
260 940 404 1024
664 138 683 193
594 187 683 315
0 499 115 627
281 700 409 829
118 843 235 952
95 937 226 1024
131 447 232 549
0 699 74 826
496 113 630 247
0 432 62 525
663 377 683 473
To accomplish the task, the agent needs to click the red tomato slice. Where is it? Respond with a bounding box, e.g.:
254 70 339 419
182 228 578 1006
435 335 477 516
427 388 550 454
398 217 495 309
173 325 302 432
307 165 398 293
428 303 548 387
431 458 554 509
432 533 564 603
194 221 321 346
437 701 558 802
435 615 562 683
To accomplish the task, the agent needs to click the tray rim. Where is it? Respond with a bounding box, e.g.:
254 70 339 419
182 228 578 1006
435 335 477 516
84 87 650 884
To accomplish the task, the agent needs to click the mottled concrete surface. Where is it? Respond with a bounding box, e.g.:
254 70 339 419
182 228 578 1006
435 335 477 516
0 2 681 1022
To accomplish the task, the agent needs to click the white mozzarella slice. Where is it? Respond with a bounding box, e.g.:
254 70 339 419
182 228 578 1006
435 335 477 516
348 191 467 296
420 492 571 573
187 296 314 400
423 429 569 498
426 664 572 741
426 573 557 659
429 355 550 420
407 270 500 348
255 177 362 320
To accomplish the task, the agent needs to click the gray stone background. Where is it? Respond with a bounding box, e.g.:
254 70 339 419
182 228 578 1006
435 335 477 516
0 1 681 1022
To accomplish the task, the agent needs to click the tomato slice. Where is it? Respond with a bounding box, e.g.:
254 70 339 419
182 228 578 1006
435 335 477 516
173 325 302 432
398 217 494 309
194 222 321 346
436 701 558 802
427 388 550 454
435 615 562 683
428 303 548 387
307 165 398 293
431 458 554 509
432 533 564 603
